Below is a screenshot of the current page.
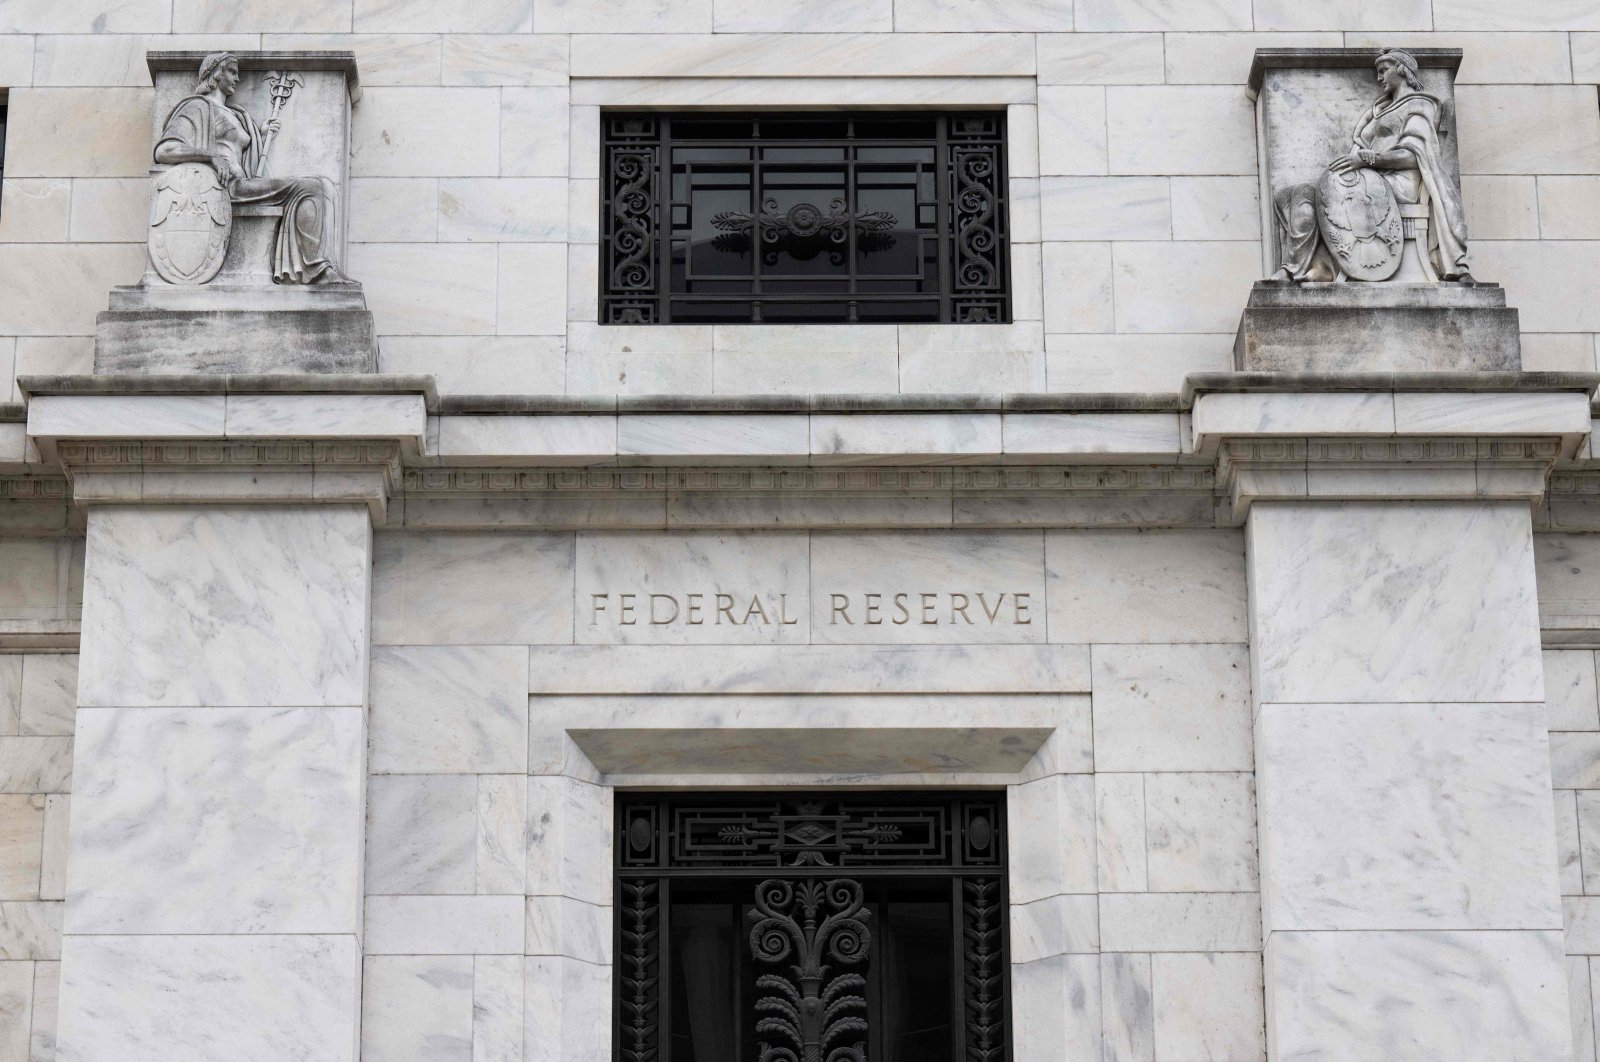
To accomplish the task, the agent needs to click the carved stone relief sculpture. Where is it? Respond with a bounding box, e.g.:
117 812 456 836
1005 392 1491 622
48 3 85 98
150 55 346 286
93 50 376 375
1237 47 1520 372
1267 49 1472 285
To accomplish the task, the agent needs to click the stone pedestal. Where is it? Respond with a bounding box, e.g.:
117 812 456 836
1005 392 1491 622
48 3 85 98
96 282 377 375
1234 281 1522 372
1246 498 1569 1057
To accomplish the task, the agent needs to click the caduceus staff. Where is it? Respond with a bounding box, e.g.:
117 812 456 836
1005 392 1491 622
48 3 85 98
255 70 302 177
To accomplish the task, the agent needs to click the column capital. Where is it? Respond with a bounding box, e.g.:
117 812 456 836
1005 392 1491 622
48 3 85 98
1189 385 1593 515
21 379 430 520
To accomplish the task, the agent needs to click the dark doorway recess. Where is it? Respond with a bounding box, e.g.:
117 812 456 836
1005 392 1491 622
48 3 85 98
615 791 1012 1062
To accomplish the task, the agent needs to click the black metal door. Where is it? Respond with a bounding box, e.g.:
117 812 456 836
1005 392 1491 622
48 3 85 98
615 793 1011 1062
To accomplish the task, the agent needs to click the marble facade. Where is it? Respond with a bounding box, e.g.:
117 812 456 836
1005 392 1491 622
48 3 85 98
2 6 1600 1062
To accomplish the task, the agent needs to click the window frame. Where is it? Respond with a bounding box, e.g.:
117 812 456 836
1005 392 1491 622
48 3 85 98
599 111 1012 327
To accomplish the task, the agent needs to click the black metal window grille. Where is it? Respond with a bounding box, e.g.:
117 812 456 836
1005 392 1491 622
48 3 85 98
616 791 1011 1062
602 112 1010 325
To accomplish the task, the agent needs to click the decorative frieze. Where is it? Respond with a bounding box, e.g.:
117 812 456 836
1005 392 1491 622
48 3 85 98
1218 435 1563 512
399 464 1216 495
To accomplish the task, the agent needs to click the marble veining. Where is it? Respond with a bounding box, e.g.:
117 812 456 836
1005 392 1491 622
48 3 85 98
65 706 364 935
1249 501 1543 704
364 774 477 896
1259 701 1562 933
78 506 372 708
55 934 360 1062
1267 929 1570 1059
369 645 528 774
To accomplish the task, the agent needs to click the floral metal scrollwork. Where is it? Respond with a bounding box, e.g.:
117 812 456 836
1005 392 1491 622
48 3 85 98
963 878 1005 1061
619 879 661 1061
748 878 872 1062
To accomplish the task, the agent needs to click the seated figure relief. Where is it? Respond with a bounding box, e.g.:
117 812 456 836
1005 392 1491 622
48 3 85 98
1268 48 1473 284
148 51 347 286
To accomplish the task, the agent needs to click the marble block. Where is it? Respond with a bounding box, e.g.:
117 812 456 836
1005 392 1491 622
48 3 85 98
523 956 610 1062
1257 701 1562 933
1265 929 1570 1060
65 706 364 935
368 645 529 774
56 933 360 1062
360 955 473 1062
79 506 372 709
94 303 379 375
1248 501 1543 705
1234 281 1522 371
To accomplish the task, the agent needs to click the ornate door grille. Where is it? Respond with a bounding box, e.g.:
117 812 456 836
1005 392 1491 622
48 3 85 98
615 792 1011 1062
601 113 1011 325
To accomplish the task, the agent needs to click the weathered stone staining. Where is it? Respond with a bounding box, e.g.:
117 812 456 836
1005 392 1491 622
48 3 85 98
93 51 376 375
1238 47 1521 372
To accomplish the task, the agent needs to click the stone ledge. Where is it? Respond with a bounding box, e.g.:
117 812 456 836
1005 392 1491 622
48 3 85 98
1182 371 1600 405
17 373 440 409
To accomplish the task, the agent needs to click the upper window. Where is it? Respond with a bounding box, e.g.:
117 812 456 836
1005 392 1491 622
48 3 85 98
602 112 1011 326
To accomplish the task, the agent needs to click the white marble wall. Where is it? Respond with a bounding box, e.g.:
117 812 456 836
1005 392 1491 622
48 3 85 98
1248 501 1571 1059
365 526 1267 1060
53 506 374 1062
0 651 75 1062
4 11 1600 398
1544 645 1600 1061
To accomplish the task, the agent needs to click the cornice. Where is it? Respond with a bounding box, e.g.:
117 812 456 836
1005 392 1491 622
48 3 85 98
53 439 404 519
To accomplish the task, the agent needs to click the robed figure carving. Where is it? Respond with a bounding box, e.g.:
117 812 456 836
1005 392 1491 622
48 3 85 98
1269 49 1472 284
150 51 346 285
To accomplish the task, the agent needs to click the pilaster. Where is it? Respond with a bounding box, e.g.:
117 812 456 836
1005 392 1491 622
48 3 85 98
1210 388 1580 1057
28 388 424 1062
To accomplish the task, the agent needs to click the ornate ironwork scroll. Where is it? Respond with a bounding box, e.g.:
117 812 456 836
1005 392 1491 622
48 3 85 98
603 116 660 324
749 878 871 1062
616 793 1010 1061
962 878 1006 1061
598 113 1010 324
948 116 1008 324
618 879 661 1062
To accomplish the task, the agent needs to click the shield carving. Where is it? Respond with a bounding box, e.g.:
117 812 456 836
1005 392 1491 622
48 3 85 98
148 162 231 285
1316 167 1403 282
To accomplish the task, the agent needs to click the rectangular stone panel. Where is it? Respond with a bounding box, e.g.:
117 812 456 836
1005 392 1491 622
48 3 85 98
79 506 372 709
56 934 360 1062
65 706 364 935
1091 643 1254 772
1045 529 1246 644
372 531 574 646
810 530 1047 644
369 645 528 773
1258 701 1562 934
1248 501 1543 705
1265 929 1569 1059
524 643 1089 694
576 531 809 645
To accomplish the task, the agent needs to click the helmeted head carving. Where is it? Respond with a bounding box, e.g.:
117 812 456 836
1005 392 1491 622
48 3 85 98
195 52 241 96
1375 49 1423 93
